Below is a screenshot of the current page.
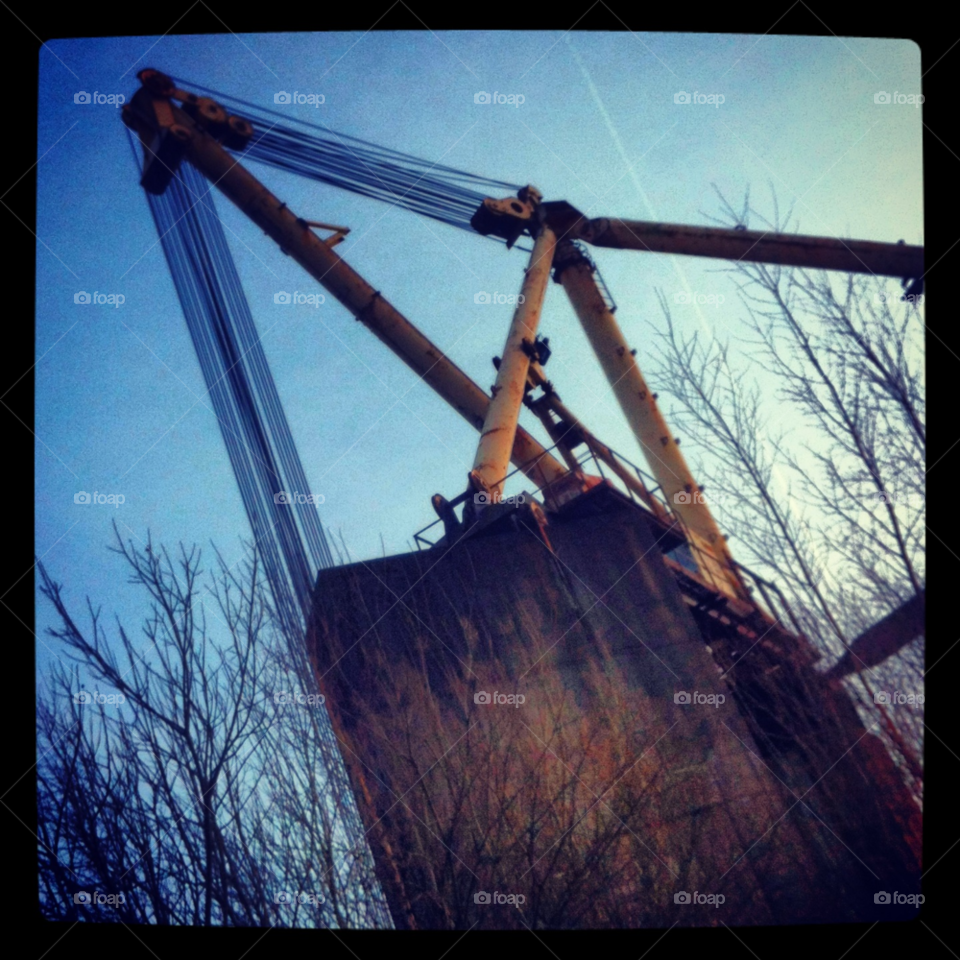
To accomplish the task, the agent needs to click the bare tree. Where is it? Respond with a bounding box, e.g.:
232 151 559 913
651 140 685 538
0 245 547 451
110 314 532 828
36 522 391 927
646 184 924 796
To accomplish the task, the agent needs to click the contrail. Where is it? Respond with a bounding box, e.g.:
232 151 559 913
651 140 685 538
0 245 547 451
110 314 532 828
563 33 715 339
564 36 796 507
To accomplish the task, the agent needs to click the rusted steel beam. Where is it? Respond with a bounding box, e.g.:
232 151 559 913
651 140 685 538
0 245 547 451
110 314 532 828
576 217 923 279
824 591 925 679
471 226 557 503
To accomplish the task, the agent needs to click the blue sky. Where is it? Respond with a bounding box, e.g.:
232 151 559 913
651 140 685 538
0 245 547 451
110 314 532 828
35 32 922 674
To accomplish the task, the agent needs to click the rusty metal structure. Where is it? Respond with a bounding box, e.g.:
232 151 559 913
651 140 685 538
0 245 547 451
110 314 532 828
308 486 921 928
123 68 924 929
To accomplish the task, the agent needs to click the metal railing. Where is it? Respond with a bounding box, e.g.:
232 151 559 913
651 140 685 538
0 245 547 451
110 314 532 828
410 435 806 643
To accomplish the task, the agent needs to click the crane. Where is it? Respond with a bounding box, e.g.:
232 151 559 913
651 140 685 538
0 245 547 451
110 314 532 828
465 185 922 601
121 67 923 615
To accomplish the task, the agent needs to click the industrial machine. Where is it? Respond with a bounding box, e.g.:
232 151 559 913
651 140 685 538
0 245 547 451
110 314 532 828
122 66 922 613
120 66 925 931
121 66 925 629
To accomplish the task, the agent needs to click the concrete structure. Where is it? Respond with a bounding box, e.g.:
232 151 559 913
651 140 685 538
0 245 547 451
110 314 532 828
307 486 921 929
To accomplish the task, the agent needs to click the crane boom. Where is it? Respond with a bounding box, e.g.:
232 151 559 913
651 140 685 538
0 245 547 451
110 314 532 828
126 70 922 606
577 216 923 279
473 195 923 280
554 241 749 600
122 72 576 509
470 225 557 504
